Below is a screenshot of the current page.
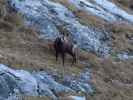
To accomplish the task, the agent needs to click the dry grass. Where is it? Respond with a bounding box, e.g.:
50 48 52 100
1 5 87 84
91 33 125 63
114 0 130 7
0 0 24 31
74 10 106 28
3 27 132 100
105 22 133 53
112 0 133 14
113 0 131 8
0 20 14 31
57 0 106 28
14 96 51 100
0 0 133 100
74 47 133 100
90 58 133 100
3 12 24 28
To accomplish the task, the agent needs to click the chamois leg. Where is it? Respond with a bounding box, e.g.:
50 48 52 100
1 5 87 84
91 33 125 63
71 54 75 66
55 51 58 61
61 52 65 66
74 54 77 63
71 52 77 66
71 58 75 66
61 52 65 77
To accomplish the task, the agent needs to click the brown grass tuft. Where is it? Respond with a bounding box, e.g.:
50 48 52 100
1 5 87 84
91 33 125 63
4 13 24 27
74 10 106 28
0 20 14 31
105 22 133 52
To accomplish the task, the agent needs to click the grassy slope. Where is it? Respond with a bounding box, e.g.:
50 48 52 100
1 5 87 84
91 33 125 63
0 0 133 100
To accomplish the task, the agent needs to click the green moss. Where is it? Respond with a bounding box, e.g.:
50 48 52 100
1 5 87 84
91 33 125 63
110 52 121 61
111 52 118 58
14 13 24 27
68 4 77 12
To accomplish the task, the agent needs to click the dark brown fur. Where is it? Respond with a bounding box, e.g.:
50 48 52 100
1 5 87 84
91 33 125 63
54 37 77 66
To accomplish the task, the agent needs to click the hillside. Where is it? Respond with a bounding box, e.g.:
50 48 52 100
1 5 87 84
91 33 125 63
0 0 133 100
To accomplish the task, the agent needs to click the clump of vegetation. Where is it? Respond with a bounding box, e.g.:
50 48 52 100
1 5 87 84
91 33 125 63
0 0 7 18
0 20 14 32
74 10 106 28
58 0 77 12
116 0 130 7
105 22 133 53
107 22 133 33
113 0 133 11
4 12 24 28
110 51 121 61
0 0 24 32
67 4 77 12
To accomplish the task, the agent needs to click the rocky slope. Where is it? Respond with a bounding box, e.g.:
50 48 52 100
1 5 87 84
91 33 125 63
0 0 133 100
0 64 92 100
9 0 133 56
